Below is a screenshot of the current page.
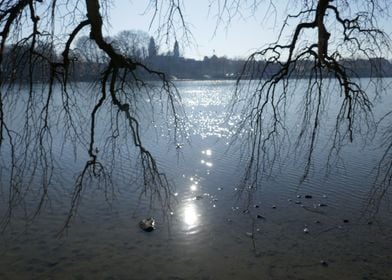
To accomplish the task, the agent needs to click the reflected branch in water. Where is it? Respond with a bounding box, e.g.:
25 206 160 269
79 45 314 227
230 1 391 212
0 0 187 231
367 112 392 216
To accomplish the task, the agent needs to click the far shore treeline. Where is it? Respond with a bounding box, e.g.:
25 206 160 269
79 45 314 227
2 29 392 82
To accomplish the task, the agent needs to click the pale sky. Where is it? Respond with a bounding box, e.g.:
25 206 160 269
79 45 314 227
105 0 285 60
105 0 392 60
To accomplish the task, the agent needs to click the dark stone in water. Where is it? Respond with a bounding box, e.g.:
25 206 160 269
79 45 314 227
257 214 265 219
295 201 301 204
254 204 260 208
139 218 155 232
343 219 349 223
320 260 328 267
47 261 59 267
305 195 312 199
272 205 276 209
318 203 327 207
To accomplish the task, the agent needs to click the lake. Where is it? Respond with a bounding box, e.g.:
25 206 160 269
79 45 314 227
0 79 391 279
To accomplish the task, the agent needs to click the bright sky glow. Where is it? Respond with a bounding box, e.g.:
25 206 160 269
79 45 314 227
106 1 392 60
106 0 282 59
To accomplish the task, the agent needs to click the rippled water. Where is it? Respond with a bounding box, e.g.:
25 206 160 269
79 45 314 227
1 80 392 279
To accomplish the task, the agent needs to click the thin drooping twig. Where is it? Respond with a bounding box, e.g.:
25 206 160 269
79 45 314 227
232 0 390 203
0 0 185 230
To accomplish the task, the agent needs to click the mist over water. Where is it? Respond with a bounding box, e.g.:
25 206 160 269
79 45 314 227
0 79 391 279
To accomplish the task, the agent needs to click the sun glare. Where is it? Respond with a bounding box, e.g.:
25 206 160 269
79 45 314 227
183 204 199 228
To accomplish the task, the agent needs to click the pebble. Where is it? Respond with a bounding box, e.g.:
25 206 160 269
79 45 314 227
303 227 309 233
139 218 155 232
257 214 265 219
272 205 276 209
318 203 327 207
343 219 349 223
320 260 328 267
305 195 312 199
47 261 58 267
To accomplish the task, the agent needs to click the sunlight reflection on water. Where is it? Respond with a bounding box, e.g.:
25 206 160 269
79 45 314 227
1 80 392 279
181 203 200 234
190 184 197 191
180 81 239 139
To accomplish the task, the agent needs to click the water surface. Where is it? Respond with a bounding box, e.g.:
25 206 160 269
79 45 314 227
0 79 391 279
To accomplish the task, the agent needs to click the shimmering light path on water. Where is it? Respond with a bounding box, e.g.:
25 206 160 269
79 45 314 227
0 80 391 279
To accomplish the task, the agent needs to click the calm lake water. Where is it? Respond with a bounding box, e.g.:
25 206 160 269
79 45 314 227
0 79 392 279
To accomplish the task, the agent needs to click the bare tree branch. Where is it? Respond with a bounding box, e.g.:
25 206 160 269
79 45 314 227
232 0 391 202
0 0 185 230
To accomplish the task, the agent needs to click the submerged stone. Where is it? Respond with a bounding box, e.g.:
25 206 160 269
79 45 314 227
139 218 155 232
320 260 328 267
305 195 312 199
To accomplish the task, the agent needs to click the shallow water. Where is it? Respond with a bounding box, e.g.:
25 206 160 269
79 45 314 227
0 80 392 279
